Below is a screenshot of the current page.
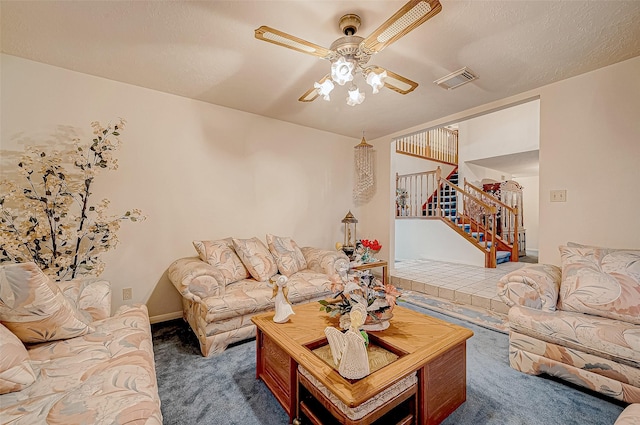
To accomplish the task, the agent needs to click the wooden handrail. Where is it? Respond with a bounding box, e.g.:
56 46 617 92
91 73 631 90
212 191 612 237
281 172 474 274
464 178 519 262
464 179 517 215
435 176 497 267
440 178 496 213
398 169 438 179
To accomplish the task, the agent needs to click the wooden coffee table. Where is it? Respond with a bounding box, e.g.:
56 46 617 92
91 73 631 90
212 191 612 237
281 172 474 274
252 302 473 425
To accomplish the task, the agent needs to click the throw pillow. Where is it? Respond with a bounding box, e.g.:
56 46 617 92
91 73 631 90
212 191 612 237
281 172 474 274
266 234 307 277
193 239 250 284
558 245 640 324
232 237 278 282
0 323 36 394
0 262 94 343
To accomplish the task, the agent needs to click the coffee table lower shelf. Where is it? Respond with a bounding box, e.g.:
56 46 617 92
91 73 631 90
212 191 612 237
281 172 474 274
297 370 417 425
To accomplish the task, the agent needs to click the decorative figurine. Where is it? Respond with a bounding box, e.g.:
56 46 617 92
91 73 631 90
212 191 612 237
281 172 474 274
324 304 370 380
271 275 294 323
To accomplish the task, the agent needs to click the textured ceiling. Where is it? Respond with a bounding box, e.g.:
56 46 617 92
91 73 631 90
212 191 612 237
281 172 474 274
2 1 640 140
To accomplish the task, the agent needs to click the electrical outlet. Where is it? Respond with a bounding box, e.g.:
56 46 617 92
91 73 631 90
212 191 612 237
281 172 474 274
550 190 567 202
122 288 132 300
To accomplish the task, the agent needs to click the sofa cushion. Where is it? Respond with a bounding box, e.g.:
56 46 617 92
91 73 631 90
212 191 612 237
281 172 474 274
193 239 250 284
201 271 332 323
558 245 640 324
232 237 278 282
0 262 94 343
266 234 307 277
56 278 112 322
0 323 36 394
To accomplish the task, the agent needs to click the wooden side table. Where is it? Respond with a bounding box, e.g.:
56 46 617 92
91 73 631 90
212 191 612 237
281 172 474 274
350 260 388 285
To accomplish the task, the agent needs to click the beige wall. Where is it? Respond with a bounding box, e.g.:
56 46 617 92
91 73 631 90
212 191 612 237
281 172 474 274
363 55 640 269
1 54 357 321
3 53 638 319
537 55 640 264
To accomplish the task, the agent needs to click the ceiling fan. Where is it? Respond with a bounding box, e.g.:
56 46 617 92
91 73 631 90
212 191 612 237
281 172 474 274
255 0 442 106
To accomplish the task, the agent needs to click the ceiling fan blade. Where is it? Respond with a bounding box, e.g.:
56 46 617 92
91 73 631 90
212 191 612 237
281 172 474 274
373 66 419 94
298 75 331 102
361 0 442 54
255 26 333 58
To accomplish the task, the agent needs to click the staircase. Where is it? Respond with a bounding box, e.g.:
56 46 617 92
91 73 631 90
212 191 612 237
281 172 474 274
456 223 512 264
394 126 519 268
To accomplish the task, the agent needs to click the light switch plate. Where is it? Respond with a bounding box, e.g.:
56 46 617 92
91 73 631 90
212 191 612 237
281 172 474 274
550 190 567 202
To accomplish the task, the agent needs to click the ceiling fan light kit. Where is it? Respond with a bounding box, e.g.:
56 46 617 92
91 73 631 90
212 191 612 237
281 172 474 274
255 0 442 106
314 79 335 101
347 85 365 106
365 68 388 94
331 56 356 86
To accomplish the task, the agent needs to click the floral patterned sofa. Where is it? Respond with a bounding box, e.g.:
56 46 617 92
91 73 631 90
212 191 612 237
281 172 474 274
0 262 162 424
168 234 347 357
497 243 640 404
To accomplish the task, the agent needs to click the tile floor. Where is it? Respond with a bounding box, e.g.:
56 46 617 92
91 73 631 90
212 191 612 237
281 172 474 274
389 258 530 315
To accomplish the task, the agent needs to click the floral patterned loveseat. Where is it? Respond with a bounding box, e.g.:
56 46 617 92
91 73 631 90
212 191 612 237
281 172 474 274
168 235 347 357
0 262 162 424
497 243 640 404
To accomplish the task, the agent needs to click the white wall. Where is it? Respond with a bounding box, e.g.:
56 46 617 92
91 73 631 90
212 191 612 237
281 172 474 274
458 99 539 186
459 100 540 163
361 55 640 269
395 219 485 266
1 54 357 320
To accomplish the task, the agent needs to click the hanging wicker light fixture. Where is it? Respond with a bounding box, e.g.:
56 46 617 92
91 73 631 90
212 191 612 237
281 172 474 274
353 134 374 203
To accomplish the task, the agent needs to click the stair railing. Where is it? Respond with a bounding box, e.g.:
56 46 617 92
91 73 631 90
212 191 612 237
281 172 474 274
395 168 500 267
464 179 519 261
435 177 498 267
394 127 458 165
395 169 440 217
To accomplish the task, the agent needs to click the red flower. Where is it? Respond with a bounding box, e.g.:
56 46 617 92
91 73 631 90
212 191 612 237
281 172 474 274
362 239 382 251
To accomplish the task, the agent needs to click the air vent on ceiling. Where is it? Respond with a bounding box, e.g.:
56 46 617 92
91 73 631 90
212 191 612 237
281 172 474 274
434 67 478 90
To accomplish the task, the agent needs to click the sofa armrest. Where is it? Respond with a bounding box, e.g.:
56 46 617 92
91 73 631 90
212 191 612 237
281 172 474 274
56 278 112 321
300 247 349 276
615 404 640 425
497 264 562 311
168 257 226 303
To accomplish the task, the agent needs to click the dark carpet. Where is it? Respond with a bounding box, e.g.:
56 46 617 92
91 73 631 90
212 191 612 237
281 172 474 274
151 305 626 425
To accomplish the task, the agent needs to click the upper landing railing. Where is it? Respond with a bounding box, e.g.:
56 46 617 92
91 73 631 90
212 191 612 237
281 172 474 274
394 127 458 165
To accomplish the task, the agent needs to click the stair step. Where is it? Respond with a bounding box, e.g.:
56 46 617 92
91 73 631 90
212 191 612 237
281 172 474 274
496 251 511 264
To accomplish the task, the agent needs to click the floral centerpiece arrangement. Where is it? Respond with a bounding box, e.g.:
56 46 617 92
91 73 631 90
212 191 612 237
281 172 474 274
319 260 401 331
0 119 143 280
